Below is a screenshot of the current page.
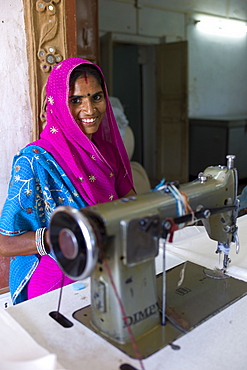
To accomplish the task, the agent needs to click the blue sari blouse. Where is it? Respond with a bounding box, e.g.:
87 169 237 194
0 145 87 304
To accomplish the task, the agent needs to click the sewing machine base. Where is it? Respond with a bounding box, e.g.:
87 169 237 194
73 262 247 359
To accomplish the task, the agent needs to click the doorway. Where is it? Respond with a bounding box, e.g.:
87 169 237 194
112 44 143 164
112 43 157 185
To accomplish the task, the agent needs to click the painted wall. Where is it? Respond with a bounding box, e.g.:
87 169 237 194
0 1 32 211
99 0 247 118
187 18 247 117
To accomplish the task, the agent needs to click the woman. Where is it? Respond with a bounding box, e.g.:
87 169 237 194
0 58 135 304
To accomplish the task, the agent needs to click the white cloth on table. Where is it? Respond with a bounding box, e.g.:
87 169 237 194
0 308 63 370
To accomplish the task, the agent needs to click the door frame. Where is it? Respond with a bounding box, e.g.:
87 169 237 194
23 0 77 139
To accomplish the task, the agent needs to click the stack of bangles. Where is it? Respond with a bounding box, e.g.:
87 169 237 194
35 228 49 255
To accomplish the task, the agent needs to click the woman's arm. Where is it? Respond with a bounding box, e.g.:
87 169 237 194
0 230 50 257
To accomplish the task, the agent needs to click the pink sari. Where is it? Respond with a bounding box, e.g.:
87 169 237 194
34 57 133 205
28 58 134 299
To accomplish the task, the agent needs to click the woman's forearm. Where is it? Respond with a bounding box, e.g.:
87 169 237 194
0 230 50 257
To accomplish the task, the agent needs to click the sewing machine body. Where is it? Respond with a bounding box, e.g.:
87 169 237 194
50 160 239 346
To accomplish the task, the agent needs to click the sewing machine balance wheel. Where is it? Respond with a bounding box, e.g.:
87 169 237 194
49 206 99 280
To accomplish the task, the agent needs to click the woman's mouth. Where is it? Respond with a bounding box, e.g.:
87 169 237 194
78 117 97 126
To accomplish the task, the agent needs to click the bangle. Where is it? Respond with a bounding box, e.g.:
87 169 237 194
35 228 48 256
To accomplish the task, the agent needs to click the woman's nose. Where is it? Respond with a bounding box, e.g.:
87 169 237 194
81 98 94 115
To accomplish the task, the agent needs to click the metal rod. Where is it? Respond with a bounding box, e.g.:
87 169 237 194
56 274 65 315
173 205 236 226
161 238 166 326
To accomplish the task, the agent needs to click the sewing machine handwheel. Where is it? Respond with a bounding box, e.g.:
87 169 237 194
49 206 99 280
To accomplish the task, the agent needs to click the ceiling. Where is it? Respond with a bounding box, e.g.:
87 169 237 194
142 0 247 21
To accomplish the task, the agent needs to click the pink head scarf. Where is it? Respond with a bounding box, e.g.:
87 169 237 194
33 58 133 206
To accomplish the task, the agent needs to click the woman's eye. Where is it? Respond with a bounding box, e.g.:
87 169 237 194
70 97 81 105
93 93 104 102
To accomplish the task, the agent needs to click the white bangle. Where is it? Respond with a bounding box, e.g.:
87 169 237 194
35 228 48 256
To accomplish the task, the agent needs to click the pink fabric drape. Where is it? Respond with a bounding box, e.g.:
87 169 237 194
33 58 134 206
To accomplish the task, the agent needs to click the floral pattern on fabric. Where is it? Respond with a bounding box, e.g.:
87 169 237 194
0 145 87 304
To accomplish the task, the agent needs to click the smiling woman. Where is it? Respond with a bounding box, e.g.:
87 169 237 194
68 66 106 139
0 58 135 304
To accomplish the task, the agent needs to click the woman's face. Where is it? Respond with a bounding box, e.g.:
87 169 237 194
69 74 106 140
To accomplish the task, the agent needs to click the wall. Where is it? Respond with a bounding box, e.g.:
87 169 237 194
187 17 247 117
0 0 32 211
98 0 247 118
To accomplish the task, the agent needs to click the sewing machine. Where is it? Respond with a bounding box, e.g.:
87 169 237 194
49 155 245 358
